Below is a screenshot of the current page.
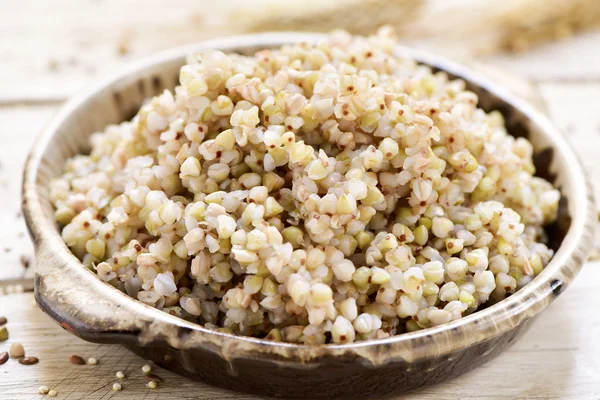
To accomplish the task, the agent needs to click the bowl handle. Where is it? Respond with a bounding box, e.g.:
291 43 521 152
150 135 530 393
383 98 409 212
33 239 144 343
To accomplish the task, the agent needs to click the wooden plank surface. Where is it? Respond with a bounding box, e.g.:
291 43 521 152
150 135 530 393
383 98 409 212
1 262 599 400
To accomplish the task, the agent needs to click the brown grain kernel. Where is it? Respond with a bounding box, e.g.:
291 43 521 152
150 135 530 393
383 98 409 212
379 104 385 110
144 374 163 382
448 243 454 249
0 352 7 365
83 221 90 228
134 244 142 252
104 233 111 239
48 59 59 71
399 234 406 242
117 42 129 56
0 317 6 326
19 356 39 365
69 355 85 365
20 255 30 269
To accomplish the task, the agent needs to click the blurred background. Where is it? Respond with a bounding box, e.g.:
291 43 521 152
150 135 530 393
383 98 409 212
1 0 600 398
2 0 600 101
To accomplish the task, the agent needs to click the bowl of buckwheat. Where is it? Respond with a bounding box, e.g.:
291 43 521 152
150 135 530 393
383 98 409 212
22 29 596 398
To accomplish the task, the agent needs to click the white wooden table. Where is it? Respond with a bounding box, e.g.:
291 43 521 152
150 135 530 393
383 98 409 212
2 1 600 399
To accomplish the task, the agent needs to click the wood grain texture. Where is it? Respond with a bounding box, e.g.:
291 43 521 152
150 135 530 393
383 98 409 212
1 262 599 399
0 106 53 282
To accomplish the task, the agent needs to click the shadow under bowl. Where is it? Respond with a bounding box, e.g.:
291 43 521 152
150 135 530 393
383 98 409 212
22 33 596 398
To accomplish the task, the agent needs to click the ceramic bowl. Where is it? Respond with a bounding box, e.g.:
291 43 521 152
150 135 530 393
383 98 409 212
22 33 596 398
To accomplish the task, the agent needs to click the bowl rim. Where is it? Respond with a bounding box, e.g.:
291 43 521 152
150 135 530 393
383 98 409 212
22 32 596 365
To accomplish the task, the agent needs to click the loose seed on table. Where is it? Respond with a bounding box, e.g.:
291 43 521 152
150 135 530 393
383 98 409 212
19 356 39 365
142 363 152 374
48 389 57 397
116 371 125 379
0 327 8 342
38 385 50 394
0 352 8 365
9 342 24 358
69 355 85 365
147 380 157 389
0 317 7 326
144 373 163 382
87 357 98 365
20 255 30 268
112 382 122 391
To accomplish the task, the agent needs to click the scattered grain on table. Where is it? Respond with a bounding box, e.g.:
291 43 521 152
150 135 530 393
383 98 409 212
19 255 30 268
0 327 8 342
69 355 85 365
144 374 163 382
9 342 24 358
19 356 39 365
48 59 59 72
117 42 130 56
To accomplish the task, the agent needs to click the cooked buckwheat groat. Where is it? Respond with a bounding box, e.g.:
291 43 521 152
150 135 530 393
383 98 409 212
50 28 559 344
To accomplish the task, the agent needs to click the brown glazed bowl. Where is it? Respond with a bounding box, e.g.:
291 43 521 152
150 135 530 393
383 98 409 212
22 33 596 398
